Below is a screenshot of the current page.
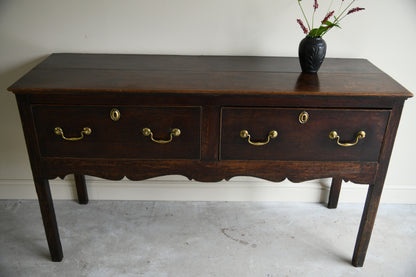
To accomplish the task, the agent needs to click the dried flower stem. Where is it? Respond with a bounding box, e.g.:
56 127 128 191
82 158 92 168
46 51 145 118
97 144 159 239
296 0 364 37
297 19 309 34
298 0 311 31
322 11 335 24
312 0 319 28
321 0 363 37
333 0 356 24
337 0 344 15
326 0 334 19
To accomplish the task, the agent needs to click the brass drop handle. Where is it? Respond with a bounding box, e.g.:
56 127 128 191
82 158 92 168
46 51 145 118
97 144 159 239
329 130 366 147
54 127 92 141
142 128 181 144
240 129 278 146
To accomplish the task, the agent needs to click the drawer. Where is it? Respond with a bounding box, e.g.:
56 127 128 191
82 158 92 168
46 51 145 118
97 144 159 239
33 105 201 159
220 107 390 161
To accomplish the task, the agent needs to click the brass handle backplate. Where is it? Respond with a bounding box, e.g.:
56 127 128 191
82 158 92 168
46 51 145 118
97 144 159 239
54 127 92 141
329 130 366 147
240 129 278 146
110 108 121 121
142 128 181 144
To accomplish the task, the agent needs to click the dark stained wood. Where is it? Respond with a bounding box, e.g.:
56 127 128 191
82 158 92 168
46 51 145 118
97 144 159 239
74 174 88 204
40 159 378 185
34 178 63 262
16 95 42 176
28 93 400 109
32 105 201 159
8 54 411 98
328 177 342 209
9 69 409 96
8 54 412 265
33 54 384 74
352 101 405 267
16 95 63 261
201 105 220 161
221 108 389 161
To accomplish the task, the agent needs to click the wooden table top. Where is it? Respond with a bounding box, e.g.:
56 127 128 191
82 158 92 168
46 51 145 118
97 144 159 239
8 53 413 98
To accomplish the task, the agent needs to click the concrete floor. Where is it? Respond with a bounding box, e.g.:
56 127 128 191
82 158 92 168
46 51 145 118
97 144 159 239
0 200 415 277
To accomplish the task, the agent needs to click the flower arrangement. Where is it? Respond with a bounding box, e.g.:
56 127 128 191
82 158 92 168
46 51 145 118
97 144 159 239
297 0 365 37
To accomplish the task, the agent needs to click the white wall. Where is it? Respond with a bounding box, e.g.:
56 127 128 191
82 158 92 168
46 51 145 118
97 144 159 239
1 0 415 203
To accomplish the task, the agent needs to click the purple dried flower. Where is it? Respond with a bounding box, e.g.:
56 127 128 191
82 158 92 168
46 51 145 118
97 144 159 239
297 19 309 34
313 0 319 11
296 0 365 37
347 7 365 15
322 11 335 24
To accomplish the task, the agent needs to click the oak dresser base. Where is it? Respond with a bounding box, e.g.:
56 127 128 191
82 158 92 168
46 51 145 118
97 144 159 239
9 54 412 267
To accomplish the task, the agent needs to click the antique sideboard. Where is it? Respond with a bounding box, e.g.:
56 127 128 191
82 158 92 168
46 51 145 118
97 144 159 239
8 54 412 266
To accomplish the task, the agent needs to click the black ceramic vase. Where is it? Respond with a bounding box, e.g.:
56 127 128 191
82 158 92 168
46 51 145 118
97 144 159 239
298 36 327 73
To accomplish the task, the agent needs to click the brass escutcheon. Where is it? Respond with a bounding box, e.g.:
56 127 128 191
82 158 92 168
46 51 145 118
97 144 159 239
110 108 121 121
299 111 309 124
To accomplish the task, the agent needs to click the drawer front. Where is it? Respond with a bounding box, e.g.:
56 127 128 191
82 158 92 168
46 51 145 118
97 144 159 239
221 108 390 161
33 105 201 159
